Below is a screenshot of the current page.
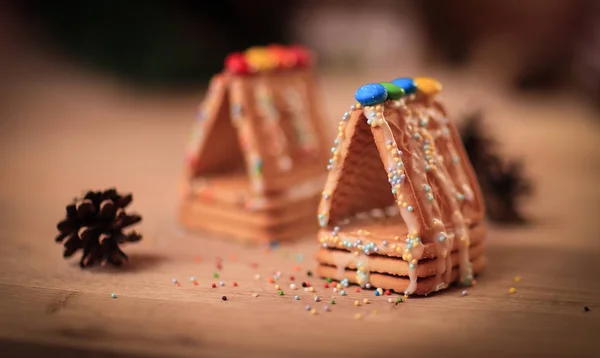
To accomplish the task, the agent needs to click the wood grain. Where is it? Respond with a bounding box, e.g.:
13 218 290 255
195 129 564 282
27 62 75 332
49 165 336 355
1 57 600 358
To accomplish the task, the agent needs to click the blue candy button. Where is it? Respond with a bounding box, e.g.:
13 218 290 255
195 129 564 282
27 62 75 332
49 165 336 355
354 83 388 106
391 77 417 95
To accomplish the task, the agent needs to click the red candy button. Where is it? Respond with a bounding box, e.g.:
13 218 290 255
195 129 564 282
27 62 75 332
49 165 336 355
224 52 249 74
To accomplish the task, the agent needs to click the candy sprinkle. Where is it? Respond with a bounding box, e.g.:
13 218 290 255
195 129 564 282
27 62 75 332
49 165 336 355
387 298 393 303
110 293 117 299
324 305 331 312
274 284 280 290
314 296 320 302
306 270 313 277
294 295 300 300
354 313 362 320
461 290 468 297
219 281 225 287
305 305 311 311
514 276 521 283
172 279 178 284
278 290 284 296
268 277 275 284
310 308 317 316
301 282 308 288
363 298 370 304
252 292 259 298
221 296 228 301
340 290 347 296
308 287 315 293
254 274 261 280
324 283 329 288
397 297 403 303
330 299 336 305
211 283 217 288
584 306 590 312
326 278 332 283
233 282 238 287
376 288 383 296
385 290 391 296
289 275 295 281
290 283 297 290
354 300 360 306
213 273 219 279
509 287 517 294
354 287 361 293
374 291 380 297
190 277 195 282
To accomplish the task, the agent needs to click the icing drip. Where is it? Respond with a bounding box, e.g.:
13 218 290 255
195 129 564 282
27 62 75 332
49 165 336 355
255 80 292 172
284 85 319 155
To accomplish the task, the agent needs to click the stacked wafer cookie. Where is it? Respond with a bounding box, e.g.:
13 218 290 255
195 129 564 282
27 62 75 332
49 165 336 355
179 45 330 243
316 77 487 295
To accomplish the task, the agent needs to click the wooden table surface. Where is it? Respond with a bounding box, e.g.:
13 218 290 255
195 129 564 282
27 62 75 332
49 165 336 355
1 58 600 358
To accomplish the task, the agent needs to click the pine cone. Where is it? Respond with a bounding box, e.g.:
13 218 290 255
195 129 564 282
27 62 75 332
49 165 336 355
55 188 142 268
459 112 533 224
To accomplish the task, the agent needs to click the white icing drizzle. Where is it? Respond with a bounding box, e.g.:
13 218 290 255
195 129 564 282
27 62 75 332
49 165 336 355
284 84 319 155
255 80 292 172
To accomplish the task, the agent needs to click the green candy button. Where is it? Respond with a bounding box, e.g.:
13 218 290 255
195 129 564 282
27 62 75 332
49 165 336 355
380 82 405 100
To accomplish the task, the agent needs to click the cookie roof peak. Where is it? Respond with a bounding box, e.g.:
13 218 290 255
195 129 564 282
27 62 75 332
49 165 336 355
224 45 312 75
353 77 443 106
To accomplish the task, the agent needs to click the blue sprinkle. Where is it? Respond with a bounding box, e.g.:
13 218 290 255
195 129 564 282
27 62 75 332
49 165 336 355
457 193 465 201
294 295 300 300
427 194 434 201
374 291 380 296
343 112 350 119
423 184 431 192
190 277 195 282
439 234 446 242
391 189 396 195
391 78 417 95
354 83 388 106
425 165 431 171
409 263 416 269
413 133 420 139
110 293 117 298
296 253 304 262
340 290 347 296
331 147 336 153
407 206 414 212
407 243 413 249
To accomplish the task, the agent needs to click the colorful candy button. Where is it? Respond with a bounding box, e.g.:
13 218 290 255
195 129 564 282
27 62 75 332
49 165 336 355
379 82 405 100
354 83 388 106
245 47 277 72
414 77 443 97
224 52 249 75
287 45 311 68
266 44 294 69
391 77 417 95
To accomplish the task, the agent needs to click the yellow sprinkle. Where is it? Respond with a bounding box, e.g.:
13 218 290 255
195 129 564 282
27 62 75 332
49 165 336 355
514 276 521 283
363 298 369 304
509 287 517 294
354 313 362 320
336 284 342 290
309 287 315 292
411 259 417 265
372 310 379 315
354 300 360 306
274 285 280 290
396 247 403 254
310 308 317 315
403 294 409 299
353 251 359 256
402 202 408 208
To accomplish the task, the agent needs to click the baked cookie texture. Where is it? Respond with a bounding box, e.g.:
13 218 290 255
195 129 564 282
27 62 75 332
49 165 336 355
179 45 330 243
316 78 487 295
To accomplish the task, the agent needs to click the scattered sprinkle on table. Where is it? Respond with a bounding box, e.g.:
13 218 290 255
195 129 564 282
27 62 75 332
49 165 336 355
295 253 304 262
308 287 315 292
365 283 372 289
314 296 320 302
268 277 275 284
301 282 307 288
376 288 384 296
354 300 360 306
340 290 346 296
190 277 195 282
289 275 295 281
306 270 313 277
354 287 361 293
172 279 178 284
584 306 590 312
514 276 521 283
509 287 517 294
385 290 391 295
219 281 225 287
461 290 468 296
387 298 393 303
323 283 329 288
333 287 338 293
330 299 335 304
324 305 330 312
221 296 228 301
110 293 117 299
374 291 380 297
326 277 332 283
252 293 259 298
336 284 342 290
354 313 362 320
397 297 403 303
213 273 219 279
254 274 261 280
305 305 311 311
363 298 369 304
372 310 379 315
294 295 299 300
233 282 238 287
310 308 317 315
274 284 280 290
290 283 297 290
293 265 301 272
278 290 284 296
211 283 217 288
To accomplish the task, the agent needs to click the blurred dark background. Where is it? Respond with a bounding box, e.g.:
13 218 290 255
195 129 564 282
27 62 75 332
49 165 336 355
1 0 598 102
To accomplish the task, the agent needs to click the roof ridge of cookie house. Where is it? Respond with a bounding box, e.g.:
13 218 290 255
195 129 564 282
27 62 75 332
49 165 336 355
316 77 485 293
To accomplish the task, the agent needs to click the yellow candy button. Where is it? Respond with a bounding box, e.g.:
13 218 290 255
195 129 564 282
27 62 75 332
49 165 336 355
414 77 443 97
245 47 276 72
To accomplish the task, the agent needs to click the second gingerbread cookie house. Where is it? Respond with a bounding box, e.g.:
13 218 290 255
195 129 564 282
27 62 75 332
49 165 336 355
180 45 330 243
316 77 487 295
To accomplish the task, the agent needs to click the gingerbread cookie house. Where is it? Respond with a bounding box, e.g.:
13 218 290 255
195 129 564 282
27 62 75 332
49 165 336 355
179 45 330 243
315 77 487 295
